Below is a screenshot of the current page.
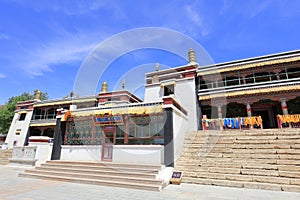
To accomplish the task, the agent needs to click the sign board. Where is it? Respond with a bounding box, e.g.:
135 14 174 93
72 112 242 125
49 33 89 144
170 171 183 185
96 115 123 124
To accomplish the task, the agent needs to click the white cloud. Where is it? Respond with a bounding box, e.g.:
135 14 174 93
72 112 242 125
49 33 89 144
0 33 10 40
184 5 209 37
0 73 6 78
18 30 107 77
16 0 123 18
220 0 271 19
248 1 271 18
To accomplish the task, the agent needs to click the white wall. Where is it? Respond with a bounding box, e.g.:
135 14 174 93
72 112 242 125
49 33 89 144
172 107 188 165
112 145 164 165
145 78 198 132
174 79 198 132
60 145 164 165
60 145 102 161
5 111 33 148
144 85 162 102
28 141 53 166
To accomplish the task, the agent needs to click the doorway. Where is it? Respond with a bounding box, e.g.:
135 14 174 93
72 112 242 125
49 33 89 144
101 126 116 161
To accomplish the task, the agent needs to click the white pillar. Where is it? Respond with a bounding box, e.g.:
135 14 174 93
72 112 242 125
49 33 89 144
217 104 223 130
281 98 288 115
246 102 253 129
217 104 223 119
246 102 252 117
243 76 246 84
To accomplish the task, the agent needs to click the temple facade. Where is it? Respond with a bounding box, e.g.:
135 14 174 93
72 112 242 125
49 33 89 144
197 50 300 130
5 49 300 167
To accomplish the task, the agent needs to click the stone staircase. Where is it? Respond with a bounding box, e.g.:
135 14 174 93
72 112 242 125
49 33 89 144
0 149 12 165
175 129 300 192
19 160 165 191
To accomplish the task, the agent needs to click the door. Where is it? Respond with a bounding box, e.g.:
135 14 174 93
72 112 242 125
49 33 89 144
101 126 115 161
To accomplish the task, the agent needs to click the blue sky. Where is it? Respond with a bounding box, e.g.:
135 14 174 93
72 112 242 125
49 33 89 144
0 0 299 104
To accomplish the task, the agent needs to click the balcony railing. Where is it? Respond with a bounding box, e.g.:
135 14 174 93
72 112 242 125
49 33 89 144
198 78 300 97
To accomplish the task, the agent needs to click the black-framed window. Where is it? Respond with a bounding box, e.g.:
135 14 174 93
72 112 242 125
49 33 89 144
19 113 26 121
164 85 174 96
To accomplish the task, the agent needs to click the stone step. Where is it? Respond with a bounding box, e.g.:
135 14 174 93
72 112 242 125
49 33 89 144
184 148 300 154
177 129 300 192
185 139 300 145
34 166 157 179
20 160 165 191
185 143 295 148
177 162 282 171
185 134 300 141
279 171 300 178
198 129 300 134
47 160 162 170
180 153 282 159
177 158 280 165
204 134 299 139
19 172 162 191
186 135 300 142
182 177 300 192
22 169 161 185
181 171 300 186
42 163 160 173
277 159 300 165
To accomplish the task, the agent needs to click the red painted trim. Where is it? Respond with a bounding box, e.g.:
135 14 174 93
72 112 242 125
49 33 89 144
29 139 50 143
281 106 287 109
184 72 195 78
163 97 188 115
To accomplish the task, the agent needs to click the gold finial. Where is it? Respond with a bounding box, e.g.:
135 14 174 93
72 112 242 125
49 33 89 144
188 48 197 63
34 90 41 100
101 81 108 93
70 91 74 97
155 63 159 71
122 79 125 90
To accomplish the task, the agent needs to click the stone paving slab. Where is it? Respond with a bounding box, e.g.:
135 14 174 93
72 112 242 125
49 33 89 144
1 165 300 200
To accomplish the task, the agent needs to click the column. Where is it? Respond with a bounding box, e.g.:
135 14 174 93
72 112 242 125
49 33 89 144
246 102 253 129
124 116 129 144
217 104 223 119
242 76 246 84
246 102 252 117
41 128 45 136
281 98 288 115
274 70 280 80
217 104 223 130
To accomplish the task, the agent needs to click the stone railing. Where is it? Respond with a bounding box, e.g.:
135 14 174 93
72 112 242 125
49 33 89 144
8 146 37 167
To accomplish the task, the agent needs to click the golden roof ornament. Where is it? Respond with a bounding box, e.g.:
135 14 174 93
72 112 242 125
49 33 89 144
122 79 125 90
34 90 41 100
155 63 159 71
101 81 108 93
188 48 197 64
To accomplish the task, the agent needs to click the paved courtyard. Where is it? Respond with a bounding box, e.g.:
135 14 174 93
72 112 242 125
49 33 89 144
1 165 300 200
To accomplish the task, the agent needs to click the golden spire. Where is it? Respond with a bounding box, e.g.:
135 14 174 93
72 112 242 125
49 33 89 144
122 79 125 90
155 63 159 71
34 90 41 100
188 48 197 64
101 81 108 93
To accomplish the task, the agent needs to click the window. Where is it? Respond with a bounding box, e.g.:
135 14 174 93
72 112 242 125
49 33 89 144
115 125 125 144
19 113 26 121
127 114 165 145
164 85 174 96
15 129 21 135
